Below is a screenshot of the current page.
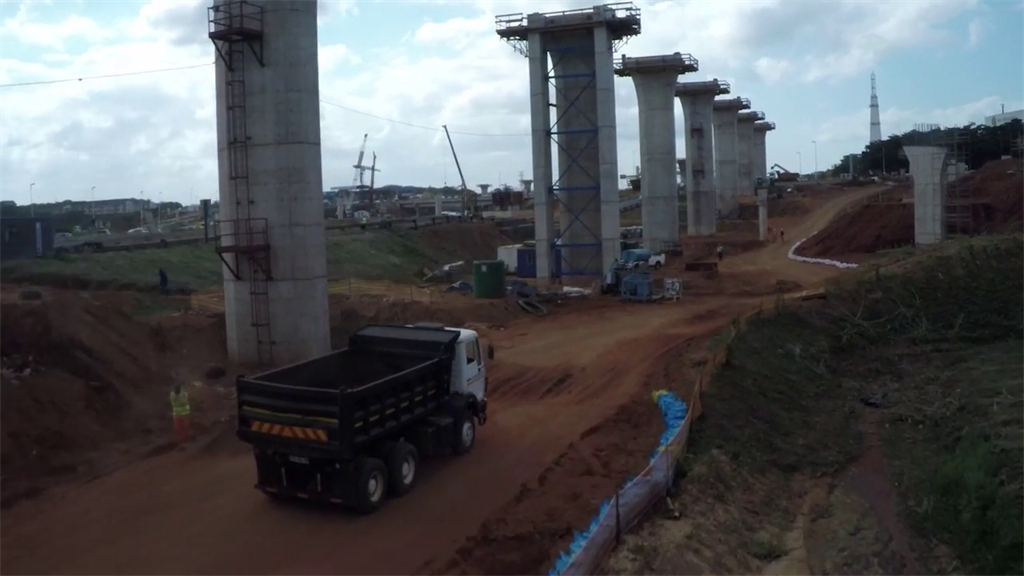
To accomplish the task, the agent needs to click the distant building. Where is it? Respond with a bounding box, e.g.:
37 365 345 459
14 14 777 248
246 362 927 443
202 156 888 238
1 217 54 260
984 109 1024 127
63 198 153 215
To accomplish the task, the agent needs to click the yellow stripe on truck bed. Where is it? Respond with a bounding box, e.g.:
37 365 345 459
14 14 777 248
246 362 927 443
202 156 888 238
250 420 328 442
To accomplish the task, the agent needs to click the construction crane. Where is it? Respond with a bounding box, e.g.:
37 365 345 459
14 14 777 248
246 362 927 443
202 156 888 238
352 133 380 188
442 125 472 216
769 163 799 182
367 152 378 206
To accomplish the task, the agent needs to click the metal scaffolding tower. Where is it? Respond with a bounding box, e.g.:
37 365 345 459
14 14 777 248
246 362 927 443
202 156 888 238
943 129 974 236
208 1 274 363
497 3 640 280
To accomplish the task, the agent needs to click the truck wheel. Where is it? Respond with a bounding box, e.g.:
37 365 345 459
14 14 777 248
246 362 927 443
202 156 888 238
351 457 388 515
384 441 419 497
452 410 476 456
653 261 662 270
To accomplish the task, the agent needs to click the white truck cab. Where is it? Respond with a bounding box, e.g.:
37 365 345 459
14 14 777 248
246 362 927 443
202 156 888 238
408 324 491 418
450 328 491 407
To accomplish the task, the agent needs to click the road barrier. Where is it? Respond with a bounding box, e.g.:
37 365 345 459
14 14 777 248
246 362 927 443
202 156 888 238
788 233 860 269
189 279 434 313
329 279 433 303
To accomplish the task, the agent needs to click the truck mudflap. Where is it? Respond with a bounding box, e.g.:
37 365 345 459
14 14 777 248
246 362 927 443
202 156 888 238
253 449 355 504
476 398 488 426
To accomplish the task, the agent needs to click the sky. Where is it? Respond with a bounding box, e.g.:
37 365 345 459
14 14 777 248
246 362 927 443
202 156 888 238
1 0 1022 207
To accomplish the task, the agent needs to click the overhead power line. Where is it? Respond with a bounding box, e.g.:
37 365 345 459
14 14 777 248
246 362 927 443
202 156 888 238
0 62 214 88
1 61 529 137
319 99 528 138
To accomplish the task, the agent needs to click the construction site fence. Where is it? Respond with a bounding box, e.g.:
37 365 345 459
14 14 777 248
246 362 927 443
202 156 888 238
188 279 435 313
548 314 742 576
549 292 834 574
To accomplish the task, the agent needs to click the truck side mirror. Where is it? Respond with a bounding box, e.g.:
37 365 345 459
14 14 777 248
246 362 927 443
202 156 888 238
487 344 494 360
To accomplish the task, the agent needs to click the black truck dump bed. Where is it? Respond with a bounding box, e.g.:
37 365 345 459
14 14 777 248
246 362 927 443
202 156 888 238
235 325 461 458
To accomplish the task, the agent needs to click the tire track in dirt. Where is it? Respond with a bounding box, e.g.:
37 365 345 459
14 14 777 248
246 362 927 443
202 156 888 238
1 189 876 576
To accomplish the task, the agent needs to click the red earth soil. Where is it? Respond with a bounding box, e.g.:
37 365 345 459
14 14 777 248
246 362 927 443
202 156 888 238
0 186 879 576
0 291 232 507
799 158 1023 258
412 222 515 263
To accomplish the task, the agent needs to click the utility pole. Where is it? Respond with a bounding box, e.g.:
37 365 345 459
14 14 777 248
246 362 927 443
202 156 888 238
811 140 818 183
90 186 96 216
797 152 802 174
29 183 35 217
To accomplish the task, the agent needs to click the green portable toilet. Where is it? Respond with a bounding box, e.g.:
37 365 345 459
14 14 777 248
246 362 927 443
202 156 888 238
472 260 506 299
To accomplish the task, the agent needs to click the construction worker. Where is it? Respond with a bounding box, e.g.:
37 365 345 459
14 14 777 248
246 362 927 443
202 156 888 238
716 244 725 262
779 229 785 243
360 215 368 232
158 268 168 295
169 384 191 448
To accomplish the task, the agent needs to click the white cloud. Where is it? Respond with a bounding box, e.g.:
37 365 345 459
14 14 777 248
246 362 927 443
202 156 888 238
965 18 989 49
0 0 990 206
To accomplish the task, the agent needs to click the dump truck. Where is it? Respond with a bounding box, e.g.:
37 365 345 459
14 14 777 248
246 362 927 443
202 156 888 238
235 323 492 514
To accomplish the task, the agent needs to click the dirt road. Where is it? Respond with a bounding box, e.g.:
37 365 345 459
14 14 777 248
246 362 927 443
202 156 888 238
0 187 879 576
1 297 750 576
728 185 887 284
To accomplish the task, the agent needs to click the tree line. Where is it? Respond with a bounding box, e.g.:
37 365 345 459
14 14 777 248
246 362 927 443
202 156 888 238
828 118 1023 177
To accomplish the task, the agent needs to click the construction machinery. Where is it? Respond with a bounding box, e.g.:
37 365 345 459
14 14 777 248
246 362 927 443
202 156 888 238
352 134 380 189
236 323 492 515
769 163 799 182
442 125 476 216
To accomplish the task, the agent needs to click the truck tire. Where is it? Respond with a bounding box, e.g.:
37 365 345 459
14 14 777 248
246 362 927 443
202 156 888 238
351 457 388 515
653 261 662 270
452 409 476 456
384 441 419 497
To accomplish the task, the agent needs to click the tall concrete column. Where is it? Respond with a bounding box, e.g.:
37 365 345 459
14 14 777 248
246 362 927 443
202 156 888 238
736 110 764 200
711 97 750 219
616 53 698 250
752 121 775 181
213 0 329 365
677 78 729 236
594 27 623 274
904 145 950 246
756 189 768 241
526 26 555 282
497 6 640 282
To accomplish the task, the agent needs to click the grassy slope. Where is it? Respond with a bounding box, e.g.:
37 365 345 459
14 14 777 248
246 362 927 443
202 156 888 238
1 228 453 292
689 234 1024 575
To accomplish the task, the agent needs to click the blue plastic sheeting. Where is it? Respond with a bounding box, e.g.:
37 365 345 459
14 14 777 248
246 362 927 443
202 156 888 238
548 390 689 576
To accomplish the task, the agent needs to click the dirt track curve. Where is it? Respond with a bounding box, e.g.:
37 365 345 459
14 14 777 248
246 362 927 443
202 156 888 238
0 187 880 575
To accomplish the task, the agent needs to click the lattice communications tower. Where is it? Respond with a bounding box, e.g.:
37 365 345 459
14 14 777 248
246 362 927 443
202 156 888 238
869 72 882 143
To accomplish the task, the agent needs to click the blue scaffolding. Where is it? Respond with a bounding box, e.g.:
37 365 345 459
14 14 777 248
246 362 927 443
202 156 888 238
495 3 641 280
548 41 601 277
